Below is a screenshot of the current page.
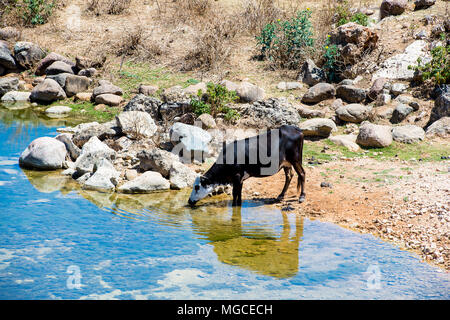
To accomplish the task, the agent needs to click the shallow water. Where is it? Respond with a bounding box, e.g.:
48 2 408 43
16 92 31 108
0 105 449 299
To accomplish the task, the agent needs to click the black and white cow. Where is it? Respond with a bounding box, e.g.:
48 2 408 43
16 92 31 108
188 125 306 206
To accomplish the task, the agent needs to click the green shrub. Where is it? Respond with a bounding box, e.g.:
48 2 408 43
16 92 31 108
256 9 315 69
409 41 449 85
322 36 341 82
19 0 56 26
335 1 369 27
190 83 240 121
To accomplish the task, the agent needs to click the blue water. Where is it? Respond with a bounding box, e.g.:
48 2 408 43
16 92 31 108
0 106 448 299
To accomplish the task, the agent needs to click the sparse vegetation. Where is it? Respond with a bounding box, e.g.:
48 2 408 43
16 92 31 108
410 39 450 85
17 0 57 26
256 9 315 69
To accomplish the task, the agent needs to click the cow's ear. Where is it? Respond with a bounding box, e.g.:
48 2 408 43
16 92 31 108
200 176 210 187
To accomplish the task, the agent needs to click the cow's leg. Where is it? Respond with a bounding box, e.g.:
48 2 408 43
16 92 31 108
292 162 306 203
232 175 243 206
276 167 293 202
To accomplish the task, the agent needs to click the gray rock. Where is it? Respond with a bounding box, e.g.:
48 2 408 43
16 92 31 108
92 81 123 98
429 94 450 125
236 82 265 102
183 82 207 96
296 105 325 118
390 104 414 124
336 85 367 103
298 59 325 86
196 113 217 129
71 121 119 148
35 52 75 76
0 91 30 102
169 161 198 189
356 122 393 148
0 41 16 69
64 75 90 97
82 158 119 192
13 42 45 69
336 103 371 123
116 111 158 139
160 102 193 123
30 78 66 103
55 133 80 161
277 81 302 91
46 72 72 89
95 94 123 106
138 84 158 96
45 61 74 75
329 134 360 152
138 149 179 178
220 80 240 92
390 83 408 96
0 77 19 96
74 136 116 175
19 137 67 170
373 41 431 81
45 105 72 118
392 125 425 143
123 94 162 120
302 83 336 104
299 118 337 137
78 68 96 77
368 78 388 100
170 122 212 162
426 117 450 138
376 93 391 106
117 171 170 193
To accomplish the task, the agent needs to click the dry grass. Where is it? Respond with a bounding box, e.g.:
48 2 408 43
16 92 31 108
86 0 131 16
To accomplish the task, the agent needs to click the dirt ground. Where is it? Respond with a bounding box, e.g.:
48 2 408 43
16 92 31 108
243 156 450 271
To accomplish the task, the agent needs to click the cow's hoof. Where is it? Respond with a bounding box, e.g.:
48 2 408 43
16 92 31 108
298 195 305 203
275 196 284 203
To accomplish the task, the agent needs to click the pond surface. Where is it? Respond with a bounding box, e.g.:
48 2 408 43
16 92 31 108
0 104 449 300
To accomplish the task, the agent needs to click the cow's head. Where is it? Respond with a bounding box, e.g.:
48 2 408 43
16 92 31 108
188 176 213 206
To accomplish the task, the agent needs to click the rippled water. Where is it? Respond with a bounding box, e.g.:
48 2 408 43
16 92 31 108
0 104 449 299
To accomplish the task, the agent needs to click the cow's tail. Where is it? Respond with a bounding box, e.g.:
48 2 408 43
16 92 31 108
296 131 304 193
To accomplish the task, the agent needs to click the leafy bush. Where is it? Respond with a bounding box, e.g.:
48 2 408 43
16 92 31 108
256 9 315 69
190 83 240 121
19 0 56 26
409 42 450 85
322 35 341 82
335 1 369 27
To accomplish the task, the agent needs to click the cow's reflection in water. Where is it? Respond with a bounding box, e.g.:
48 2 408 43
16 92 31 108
192 205 303 279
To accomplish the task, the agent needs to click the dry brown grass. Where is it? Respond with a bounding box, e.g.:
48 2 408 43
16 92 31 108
86 0 131 16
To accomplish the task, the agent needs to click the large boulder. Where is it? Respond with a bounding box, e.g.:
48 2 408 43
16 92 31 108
46 73 72 89
13 42 46 69
236 81 265 102
426 117 450 138
336 85 367 103
123 94 162 120
356 122 393 148
45 61 74 75
336 103 371 123
55 133 80 161
296 105 325 119
74 136 116 175
71 121 119 148
35 52 75 76
82 158 119 192
0 41 16 70
329 134 360 152
0 77 19 96
238 98 302 128
329 22 378 64
117 171 170 194
380 0 408 19
428 94 449 125
301 83 336 104
64 75 90 97
170 122 212 162
92 80 123 98
1 91 30 102
138 149 179 178
372 40 431 81
169 161 198 190
30 78 66 103
19 137 67 170
390 103 414 124
392 125 425 143
298 59 326 86
299 118 337 137
116 111 158 139
45 105 72 118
